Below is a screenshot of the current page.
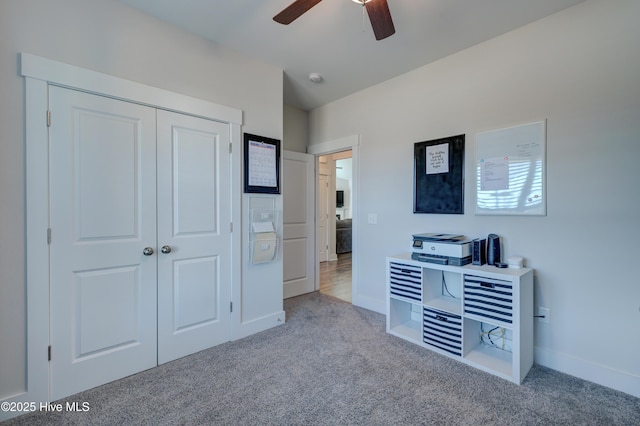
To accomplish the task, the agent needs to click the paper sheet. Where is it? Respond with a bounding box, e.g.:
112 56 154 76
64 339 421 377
252 221 275 233
248 140 277 187
426 143 449 174
480 156 509 190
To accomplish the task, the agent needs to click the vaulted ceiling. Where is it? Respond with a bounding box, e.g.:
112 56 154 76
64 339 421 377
118 0 585 111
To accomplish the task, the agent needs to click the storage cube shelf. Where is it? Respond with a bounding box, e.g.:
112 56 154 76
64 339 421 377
386 253 534 384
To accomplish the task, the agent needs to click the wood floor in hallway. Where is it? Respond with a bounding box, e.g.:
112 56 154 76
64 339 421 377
319 252 352 303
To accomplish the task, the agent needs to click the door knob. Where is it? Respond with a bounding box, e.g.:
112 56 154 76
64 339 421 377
143 247 154 256
161 245 172 254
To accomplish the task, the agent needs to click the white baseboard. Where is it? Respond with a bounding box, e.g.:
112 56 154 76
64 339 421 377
353 293 385 314
535 346 640 398
234 310 286 340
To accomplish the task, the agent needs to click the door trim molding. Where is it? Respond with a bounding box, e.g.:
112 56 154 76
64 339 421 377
308 135 376 311
21 53 242 125
307 135 357 157
18 53 242 411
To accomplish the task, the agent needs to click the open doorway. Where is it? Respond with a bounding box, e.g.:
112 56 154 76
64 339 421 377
318 150 352 303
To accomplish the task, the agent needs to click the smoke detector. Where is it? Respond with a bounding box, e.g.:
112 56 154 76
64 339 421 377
308 73 323 83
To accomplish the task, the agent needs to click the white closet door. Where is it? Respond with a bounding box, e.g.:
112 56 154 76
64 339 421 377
156 110 232 364
49 86 158 400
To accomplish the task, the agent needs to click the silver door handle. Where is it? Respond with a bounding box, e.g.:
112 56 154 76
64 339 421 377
161 245 172 254
143 247 154 256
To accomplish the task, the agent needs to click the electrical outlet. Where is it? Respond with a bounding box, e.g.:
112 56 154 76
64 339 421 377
367 213 377 224
537 307 550 324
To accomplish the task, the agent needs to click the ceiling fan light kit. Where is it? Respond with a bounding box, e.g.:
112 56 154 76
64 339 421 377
274 0 395 41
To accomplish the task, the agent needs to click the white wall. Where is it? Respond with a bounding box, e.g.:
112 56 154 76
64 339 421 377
0 0 283 401
308 0 640 397
283 104 308 153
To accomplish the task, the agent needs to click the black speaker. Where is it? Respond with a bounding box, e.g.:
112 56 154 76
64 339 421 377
487 234 501 266
472 238 486 265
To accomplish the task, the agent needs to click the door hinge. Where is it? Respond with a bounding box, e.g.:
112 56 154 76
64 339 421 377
230 222 233 233
46 110 51 127
48 345 52 361
230 301 233 313
229 142 232 154
47 228 52 245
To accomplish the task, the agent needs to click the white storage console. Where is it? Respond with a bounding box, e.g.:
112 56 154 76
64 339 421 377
387 253 533 384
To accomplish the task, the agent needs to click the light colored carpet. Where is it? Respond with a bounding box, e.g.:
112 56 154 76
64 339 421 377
5 292 640 425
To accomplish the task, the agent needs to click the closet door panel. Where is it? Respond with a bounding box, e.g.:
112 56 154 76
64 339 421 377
49 86 158 400
156 110 232 364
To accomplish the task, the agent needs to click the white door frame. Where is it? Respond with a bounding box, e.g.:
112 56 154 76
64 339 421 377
308 135 361 307
318 172 330 263
18 53 242 409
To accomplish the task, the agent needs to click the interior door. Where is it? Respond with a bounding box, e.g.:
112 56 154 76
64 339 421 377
283 150 315 298
49 86 158 400
156 110 231 364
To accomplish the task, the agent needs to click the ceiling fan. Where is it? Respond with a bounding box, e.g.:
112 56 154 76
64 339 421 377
273 0 395 41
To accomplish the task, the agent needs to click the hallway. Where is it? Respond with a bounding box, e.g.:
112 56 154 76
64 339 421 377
319 253 352 303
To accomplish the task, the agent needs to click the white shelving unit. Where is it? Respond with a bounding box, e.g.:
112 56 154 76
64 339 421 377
386 253 534 384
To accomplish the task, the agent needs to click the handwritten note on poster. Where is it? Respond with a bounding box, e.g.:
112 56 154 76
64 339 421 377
248 140 277 187
426 143 449 174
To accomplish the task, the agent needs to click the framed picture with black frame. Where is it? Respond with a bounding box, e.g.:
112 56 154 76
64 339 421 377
414 134 465 214
243 133 281 194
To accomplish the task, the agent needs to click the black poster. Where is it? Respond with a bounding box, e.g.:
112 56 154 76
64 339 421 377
414 135 465 214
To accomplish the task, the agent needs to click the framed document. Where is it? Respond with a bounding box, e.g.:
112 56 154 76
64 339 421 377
244 133 281 194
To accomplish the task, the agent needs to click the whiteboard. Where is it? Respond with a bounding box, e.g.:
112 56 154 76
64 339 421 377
475 120 546 215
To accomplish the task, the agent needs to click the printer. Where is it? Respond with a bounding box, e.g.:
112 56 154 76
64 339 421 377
411 233 472 266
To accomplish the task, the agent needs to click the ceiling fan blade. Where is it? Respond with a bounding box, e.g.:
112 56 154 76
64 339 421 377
273 0 323 25
365 0 395 40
